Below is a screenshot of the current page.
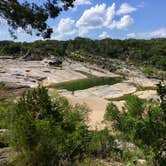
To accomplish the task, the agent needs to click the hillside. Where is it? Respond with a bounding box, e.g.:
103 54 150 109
0 38 166 71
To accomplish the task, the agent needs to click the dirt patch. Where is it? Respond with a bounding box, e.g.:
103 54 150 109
67 96 109 130
0 87 28 101
64 95 125 130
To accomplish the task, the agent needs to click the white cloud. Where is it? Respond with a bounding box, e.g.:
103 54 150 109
74 0 92 6
109 15 134 29
76 3 135 35
71 0 92 12
76 3 106 32
54 2 137 39
104 3 116 27
99 31 110 39
0 17 7 24
149 28 166 37
127 28 166 38
78 27 89 36
56 18 77 35
127 33 136 38
117 3 137 15
17 28 25 34
54 18 77 39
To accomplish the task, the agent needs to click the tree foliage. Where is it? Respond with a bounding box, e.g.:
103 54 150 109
0 0 75 39
105 89 166 165
0 38 165 71
8 86 114 166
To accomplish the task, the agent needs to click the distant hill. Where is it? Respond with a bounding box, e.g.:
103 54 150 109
0 37 166 70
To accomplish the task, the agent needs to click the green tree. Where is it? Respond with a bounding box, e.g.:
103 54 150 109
8 86 114 166
0 0 75 39
9 86 90 165
105 93 166 165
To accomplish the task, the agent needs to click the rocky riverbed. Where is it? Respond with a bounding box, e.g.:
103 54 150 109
0 58 163 164
0 59 160 129
0 59 118 88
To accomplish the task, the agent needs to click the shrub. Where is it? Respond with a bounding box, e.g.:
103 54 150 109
142 66 156 76
105 95 145 140
8 86 114 166
87 128 114 158
8 87 90 166
105 93 166 165
0 82 5 90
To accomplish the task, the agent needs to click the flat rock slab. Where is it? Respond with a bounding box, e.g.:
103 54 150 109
134 90 159 101
0 59 117 88
65 82 137 99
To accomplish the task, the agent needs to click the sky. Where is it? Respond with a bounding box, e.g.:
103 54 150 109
0 0 166 42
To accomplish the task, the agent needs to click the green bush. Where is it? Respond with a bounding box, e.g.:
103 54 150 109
0 83 5 90
0 100 14 129
105 93 166 165
142 66 156 76
8 87 90 165
8 86 114 166
87 128 114 158
105 96 145 140
157 56 166 70
0 107 8 129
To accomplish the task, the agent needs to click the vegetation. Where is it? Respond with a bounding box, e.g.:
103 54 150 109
141 66 166 79
0 2 165 164
108 93 133 101
0 38 165 71
136 86 157 91
142 66 157 76
105 82 166 165
1 86 115 166
0 83 5 90
0 37 165 165
0 82 165 165
108 86 157 101
50 77 123 91
0 0 75 39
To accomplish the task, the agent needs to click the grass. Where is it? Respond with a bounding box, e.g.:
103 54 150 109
0 83 5 90
108 93 133 101
108 86 157 101
0 87 25 129
142 66 156 75
137 86 157 91
0 99 15 129
50 77 123 91
141 66 166 80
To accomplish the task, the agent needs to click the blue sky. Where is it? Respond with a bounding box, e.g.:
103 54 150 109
0 0 166 41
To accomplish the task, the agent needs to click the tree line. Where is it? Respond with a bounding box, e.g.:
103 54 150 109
0 37 165 70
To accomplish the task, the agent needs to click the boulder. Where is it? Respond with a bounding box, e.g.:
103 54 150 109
136 159 147 165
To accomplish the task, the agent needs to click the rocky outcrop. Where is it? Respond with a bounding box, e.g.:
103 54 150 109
134 90 159 101
0 148 15 166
